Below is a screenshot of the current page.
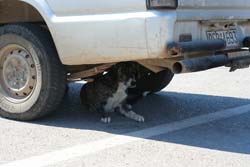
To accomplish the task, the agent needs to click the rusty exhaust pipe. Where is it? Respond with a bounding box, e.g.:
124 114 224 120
167 39 226 56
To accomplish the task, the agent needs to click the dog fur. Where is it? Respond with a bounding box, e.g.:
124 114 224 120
80 62 144 123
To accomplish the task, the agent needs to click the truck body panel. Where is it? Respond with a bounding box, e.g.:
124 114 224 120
18 0 250 65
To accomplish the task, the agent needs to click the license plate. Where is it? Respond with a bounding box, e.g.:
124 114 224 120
206 29 239 47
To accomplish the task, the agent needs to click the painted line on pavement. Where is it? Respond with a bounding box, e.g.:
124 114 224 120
2 104 250 167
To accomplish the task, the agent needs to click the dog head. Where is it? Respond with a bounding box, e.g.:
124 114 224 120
115 62 138 88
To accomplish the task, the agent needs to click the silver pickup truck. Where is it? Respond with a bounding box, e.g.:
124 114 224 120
1 0 250 121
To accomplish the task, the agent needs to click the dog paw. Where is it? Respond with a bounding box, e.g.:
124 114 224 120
134 114 145 122
128 111 145 122
101 117 111 123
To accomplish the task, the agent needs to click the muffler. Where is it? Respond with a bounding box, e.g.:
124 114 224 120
172 54 250 74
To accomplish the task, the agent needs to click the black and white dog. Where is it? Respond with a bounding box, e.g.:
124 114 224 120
80 62 144 123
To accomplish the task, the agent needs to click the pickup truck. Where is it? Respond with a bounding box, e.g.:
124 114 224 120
1 0 250 121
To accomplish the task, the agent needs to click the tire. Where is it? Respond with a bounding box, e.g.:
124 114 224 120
129 69 174 95
0 23 66 121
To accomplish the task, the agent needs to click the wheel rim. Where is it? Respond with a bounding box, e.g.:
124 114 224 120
0 44 37 101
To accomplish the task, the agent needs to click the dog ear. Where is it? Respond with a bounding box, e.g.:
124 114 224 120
117 66 123 76
110 63 119 73
130 62 140 79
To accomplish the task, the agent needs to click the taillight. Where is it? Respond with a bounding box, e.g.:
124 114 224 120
146 0 178 9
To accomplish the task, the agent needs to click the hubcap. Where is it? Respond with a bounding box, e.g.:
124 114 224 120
0 45 37 100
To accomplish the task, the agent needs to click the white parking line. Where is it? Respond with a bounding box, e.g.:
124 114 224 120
2 104 250 167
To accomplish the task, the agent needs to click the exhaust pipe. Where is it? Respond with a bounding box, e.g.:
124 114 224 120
167 39 226 56
172 55 250 74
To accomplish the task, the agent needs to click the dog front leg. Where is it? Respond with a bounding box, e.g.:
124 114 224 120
100 105 113 123
116 104 145 122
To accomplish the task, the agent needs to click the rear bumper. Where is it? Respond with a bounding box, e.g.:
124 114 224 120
50 9 250 66
50 11 177 65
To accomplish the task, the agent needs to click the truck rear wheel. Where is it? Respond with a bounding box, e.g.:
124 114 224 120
0 23 66 121
129 69 174 95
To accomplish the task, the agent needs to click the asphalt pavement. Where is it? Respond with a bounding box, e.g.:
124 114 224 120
0 67 250 167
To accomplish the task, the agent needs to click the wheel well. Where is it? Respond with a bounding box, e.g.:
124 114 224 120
0 0 45 24
0 0 65 64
